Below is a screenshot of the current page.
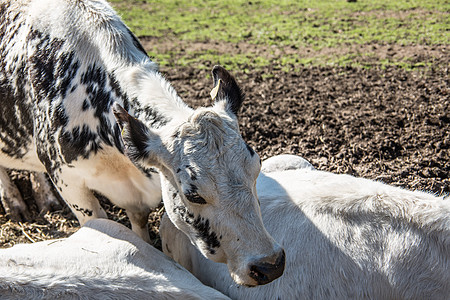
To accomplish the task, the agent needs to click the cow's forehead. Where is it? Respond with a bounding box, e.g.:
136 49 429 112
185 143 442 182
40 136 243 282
172 109 241 156
177 140 260 192
169 108 260 183
180 134 252 168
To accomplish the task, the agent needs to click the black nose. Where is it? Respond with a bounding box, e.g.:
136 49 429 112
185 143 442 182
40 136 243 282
248 249 286 285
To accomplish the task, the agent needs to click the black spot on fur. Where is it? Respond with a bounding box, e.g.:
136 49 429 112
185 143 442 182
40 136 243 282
29 31 66 101
108 73 130 111
172 129 181 139
54 103 69 128
81 63 113 118
173 206 220 254
138 104 169 128
187 165 198 180
188 184 198 194
72 204 93 217
82 99 90 110
0 9 36 159
59 125 100 163
245 143 255 157
0 82 32 158
126 27 148 57
185 193 207 204
139 166 157 178
57 51 80 99
192 217 220 254
70 84 78 94
184 184 206 204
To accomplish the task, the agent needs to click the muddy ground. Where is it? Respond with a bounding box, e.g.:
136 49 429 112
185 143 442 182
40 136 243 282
1 44 448 249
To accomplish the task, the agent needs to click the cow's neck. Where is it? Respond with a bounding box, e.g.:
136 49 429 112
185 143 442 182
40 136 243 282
114 63 193 130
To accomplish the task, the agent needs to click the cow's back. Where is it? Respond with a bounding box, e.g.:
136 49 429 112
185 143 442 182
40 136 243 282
0 219 230 300
0 0 35 163
0 0 151 169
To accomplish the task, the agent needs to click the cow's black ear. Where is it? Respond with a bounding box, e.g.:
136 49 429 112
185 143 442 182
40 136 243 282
112 103 154 163
210 65 244 116
113 103 171 168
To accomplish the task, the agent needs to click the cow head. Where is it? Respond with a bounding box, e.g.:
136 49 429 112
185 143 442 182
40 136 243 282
113 66 285 286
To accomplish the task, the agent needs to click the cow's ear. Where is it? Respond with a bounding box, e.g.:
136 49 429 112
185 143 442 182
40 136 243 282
112 103 165 165
210 65 244 116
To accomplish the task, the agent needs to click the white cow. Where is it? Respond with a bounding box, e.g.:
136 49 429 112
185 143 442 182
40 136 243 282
0 0 284 285
0 219 230 300
161 155 450 300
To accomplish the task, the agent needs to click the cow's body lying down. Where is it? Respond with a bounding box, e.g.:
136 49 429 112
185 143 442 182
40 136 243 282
161 155 450 300
0 219 230 300
0 0 284 285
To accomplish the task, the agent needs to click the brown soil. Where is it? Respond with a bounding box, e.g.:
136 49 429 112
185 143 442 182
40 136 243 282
1 42 448 249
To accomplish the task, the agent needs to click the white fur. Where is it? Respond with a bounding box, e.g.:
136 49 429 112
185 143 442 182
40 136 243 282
0 219 230 300
161 154 450 300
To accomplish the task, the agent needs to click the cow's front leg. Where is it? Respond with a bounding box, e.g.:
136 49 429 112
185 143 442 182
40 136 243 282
0 167 31 222
127 209 151 243
49 168 107 226
77 147 162 242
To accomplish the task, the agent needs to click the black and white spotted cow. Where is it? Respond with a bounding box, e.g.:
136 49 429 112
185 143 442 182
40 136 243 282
0 0 284 286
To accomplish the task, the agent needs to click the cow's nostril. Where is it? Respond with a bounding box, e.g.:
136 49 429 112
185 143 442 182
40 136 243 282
249 264 269 284
248 249 286 285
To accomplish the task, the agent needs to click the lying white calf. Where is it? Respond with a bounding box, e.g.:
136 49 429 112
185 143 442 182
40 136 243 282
161 154 450 300
0 219 229 300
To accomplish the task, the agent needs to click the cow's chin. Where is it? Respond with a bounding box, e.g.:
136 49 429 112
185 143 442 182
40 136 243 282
195 242 226 264
199 249 260 287
196 245 256 286
229 267 259 287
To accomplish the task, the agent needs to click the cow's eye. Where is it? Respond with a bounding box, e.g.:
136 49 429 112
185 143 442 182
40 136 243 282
185 192 207 204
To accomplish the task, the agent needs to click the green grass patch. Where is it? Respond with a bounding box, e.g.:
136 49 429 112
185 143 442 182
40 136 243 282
110 0 449 70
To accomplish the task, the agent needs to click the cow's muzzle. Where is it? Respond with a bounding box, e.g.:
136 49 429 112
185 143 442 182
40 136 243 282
248 248 286 285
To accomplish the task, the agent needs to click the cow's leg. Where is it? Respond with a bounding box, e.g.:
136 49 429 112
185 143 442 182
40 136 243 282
85 172 160 243
30 172 62 214
49 168 107 226
58 183 108 226
79 148 162 243
0 167 31 222
127 209 151 243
